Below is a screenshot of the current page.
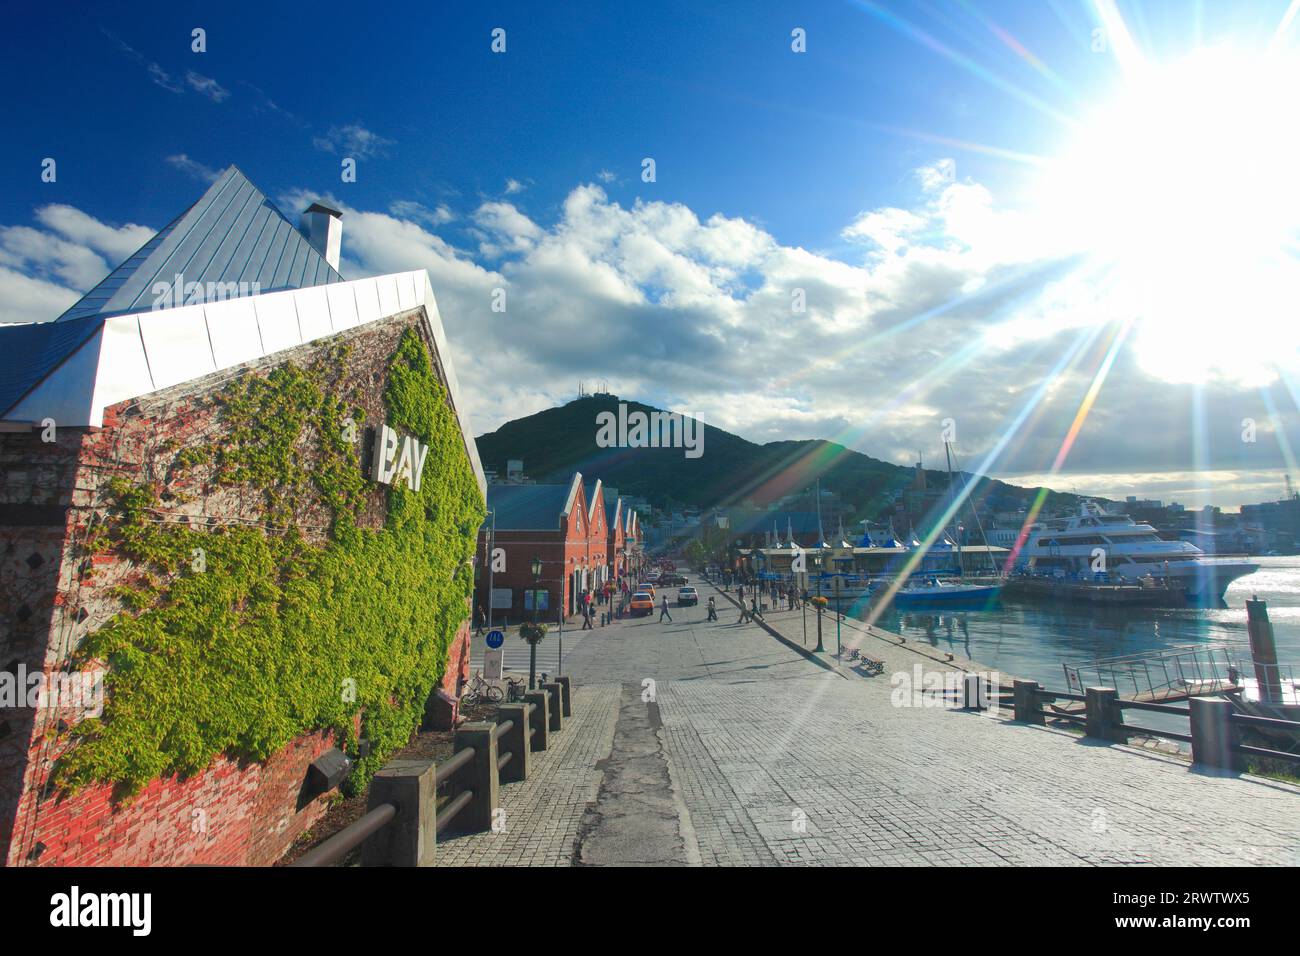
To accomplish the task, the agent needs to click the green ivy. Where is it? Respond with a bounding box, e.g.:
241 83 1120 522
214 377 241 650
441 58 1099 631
55 328 485 797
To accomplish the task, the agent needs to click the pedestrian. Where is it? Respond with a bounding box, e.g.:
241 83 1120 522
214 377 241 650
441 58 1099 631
473 603 486 636
659 595 673 623
738 584 745 605
582 602 594 630
751 597 761 619
737 601 751 624
706 596 718 621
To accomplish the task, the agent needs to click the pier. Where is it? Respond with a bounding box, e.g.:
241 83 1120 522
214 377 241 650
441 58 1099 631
435 577 1300 866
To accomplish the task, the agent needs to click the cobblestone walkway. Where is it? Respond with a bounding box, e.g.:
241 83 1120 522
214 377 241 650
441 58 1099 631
438 581 1300 866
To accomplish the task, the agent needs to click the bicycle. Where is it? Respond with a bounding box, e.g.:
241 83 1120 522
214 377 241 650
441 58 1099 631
505 676 528 702
461 671 503 703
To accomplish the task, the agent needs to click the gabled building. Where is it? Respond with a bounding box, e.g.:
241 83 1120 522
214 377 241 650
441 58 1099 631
478 473 592 620
604 490 626 583
0 166 485 867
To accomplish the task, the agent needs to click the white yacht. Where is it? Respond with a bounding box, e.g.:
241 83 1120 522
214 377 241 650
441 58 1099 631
1019 501 1258 603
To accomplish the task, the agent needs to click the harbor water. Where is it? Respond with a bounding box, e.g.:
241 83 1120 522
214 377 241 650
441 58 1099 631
843 556 1300 691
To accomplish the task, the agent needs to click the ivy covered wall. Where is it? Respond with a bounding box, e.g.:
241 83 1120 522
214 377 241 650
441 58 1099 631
2 313 484 865
56 324 484 797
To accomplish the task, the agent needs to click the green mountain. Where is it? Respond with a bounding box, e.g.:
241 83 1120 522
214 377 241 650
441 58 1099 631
473 395 1086 521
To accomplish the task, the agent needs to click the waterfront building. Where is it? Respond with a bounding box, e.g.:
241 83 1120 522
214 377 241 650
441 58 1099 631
0 166 485 866
477 474 638 620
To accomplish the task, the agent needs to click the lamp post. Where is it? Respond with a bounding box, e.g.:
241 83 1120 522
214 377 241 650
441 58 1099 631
834 574 842 658
485 509 496 630
529 554 542 689
814 553 824 652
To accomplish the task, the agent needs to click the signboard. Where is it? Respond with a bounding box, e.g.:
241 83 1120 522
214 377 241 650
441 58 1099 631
372 423 431 491
523 589 550 612
490 588 513 610
485 629 505 650
483 648 503 681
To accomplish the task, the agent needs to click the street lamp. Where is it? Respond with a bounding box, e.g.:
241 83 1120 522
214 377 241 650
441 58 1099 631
813 553 824 652
529 555 543 688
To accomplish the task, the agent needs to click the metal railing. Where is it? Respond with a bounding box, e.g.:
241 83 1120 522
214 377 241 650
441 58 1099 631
1013 679 1300 770
290 680 571 866
1062 644 1239 701
288 803 398 869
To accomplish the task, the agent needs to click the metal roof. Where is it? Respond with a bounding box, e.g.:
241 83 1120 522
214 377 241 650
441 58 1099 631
0 315 105 417
488 482 577 531
56 164 342 323
1 165 343 419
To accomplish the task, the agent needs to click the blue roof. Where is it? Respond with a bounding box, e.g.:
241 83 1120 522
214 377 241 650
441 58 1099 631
0 315 105 416
1 165 343 418
730 511 823 536
487 483 574 531
57 165 342 322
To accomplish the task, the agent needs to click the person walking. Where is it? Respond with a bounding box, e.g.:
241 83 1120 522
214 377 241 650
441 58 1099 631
659 595 673 623
473 603 486 636
582 601 594 630
706 595 718 621
737 600 752 624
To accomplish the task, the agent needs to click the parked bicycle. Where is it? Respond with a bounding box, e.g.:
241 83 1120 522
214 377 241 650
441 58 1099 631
461 671 503 703
505 675 528 702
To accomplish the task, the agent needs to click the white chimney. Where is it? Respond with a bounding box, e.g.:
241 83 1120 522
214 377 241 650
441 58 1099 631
300 201 343 272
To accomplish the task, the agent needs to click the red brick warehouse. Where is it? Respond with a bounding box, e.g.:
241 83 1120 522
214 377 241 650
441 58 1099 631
0 167 486 866
476 475 641 622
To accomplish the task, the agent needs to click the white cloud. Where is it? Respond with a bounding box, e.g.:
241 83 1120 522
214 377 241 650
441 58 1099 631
0 267 80 325
34 205 154 261
185 71 229 102
472 201 544 257
0 207 155 323
166 154 222 184
504 178 526 195
1 165 1291 505
312 124 394 158
388 200 455 227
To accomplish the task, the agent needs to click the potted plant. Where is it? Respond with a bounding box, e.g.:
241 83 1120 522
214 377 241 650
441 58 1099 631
519 621 547 689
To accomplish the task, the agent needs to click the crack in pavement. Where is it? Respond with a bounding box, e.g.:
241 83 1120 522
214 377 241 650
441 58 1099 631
572 681 701 866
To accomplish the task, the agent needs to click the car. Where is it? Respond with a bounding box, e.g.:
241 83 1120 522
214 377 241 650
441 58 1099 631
661 573 688 587
676 586 698 607
637 583 656 598
629 591 654 616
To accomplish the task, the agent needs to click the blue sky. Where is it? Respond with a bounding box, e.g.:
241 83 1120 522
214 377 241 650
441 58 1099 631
0 0 1117 249
3 1 1299 507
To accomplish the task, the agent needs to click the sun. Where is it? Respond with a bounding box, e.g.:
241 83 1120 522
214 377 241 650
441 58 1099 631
1036 46 1300 384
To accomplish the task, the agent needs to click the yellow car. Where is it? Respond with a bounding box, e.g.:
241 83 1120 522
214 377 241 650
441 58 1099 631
637 583 656 599
629 591 654 616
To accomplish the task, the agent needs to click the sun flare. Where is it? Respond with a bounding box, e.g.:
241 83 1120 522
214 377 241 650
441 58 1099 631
1037 46 1300 384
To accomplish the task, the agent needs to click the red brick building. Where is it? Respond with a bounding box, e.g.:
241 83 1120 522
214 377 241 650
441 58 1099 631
477 475 639 621
0 167 485 866
605 492 626 584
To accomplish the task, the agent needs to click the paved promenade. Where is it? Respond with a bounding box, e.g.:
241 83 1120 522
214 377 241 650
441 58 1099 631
436 580 1300 866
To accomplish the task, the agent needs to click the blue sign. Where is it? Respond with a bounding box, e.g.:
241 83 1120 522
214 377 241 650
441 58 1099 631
485 629 505 649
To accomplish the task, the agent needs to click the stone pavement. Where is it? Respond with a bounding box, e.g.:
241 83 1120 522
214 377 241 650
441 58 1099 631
436 579 1300 866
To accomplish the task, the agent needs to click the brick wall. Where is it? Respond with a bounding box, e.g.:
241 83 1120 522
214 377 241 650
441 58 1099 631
0 308 477 867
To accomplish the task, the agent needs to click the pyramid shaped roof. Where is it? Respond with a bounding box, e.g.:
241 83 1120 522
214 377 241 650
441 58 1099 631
1 166 342 417
58 165 341 323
